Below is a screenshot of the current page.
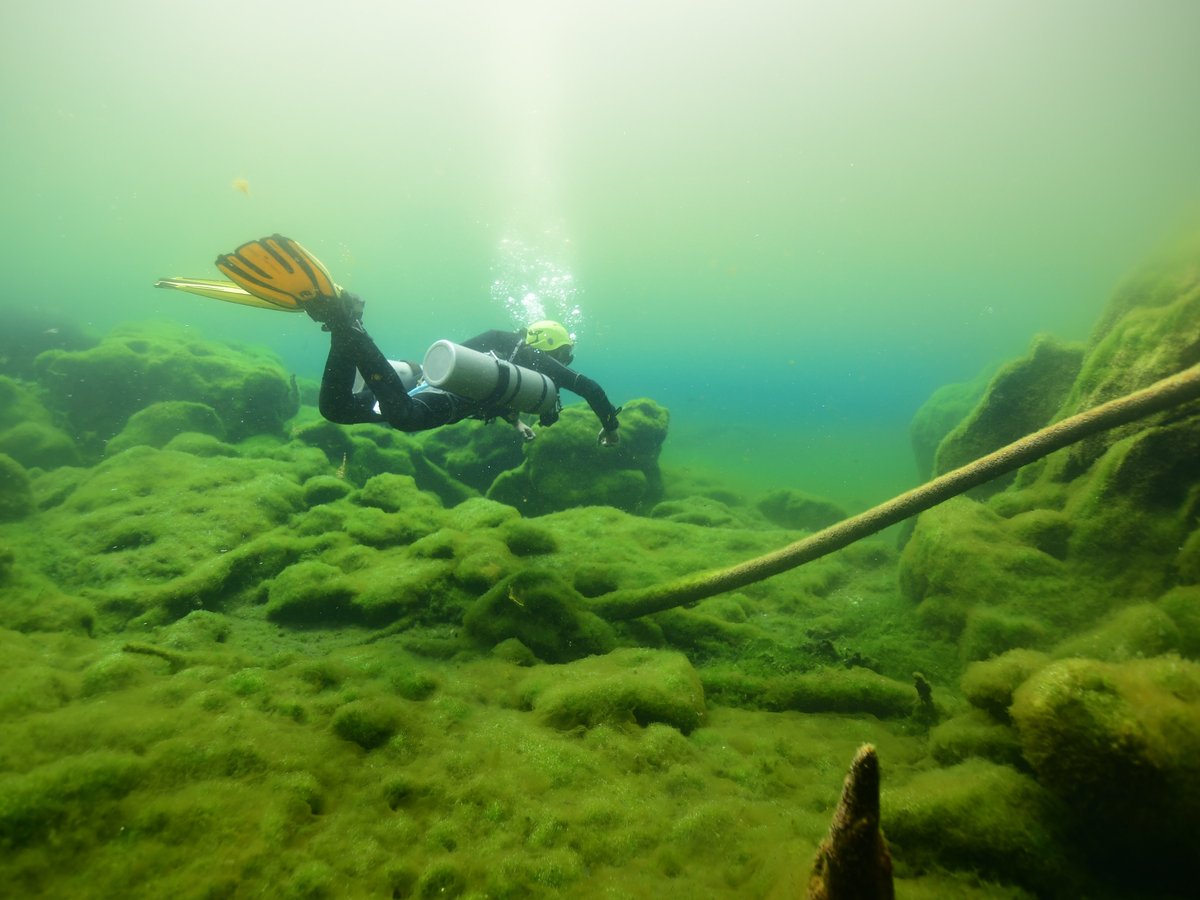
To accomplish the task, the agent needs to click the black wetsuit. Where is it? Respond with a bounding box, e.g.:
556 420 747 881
318 322 620 434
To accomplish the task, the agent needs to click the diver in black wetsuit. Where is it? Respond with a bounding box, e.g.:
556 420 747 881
307 294 622 446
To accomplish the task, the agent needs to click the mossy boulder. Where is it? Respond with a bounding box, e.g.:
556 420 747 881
33 323 299 454
331 698 407 750
899 497 1080 645
159 610 232 650
0 751 146 848
0 421 81 470
1059 418 1200 597
648 496 751 528
1052 603 1181 662
755 489 846 531
265 561 357 626
1010 655 1200 872
909 364 993 480
759 667 919 718
31 447 308 616
0 453 34 520
519 648 706 734
960 649 1051 721
486 398 669 515
0 309 95 379
1157 586 1200 658
104 400 226 456
1021 235 1200 486
928 712 1026 768
933 333 1083 497
302 474 353 506
884 759 1071 894
463 569 617 662
290 418 355 466
349 557 454 627
417 418 525 493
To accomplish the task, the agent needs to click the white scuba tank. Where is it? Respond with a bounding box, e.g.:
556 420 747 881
421 340 559 415
352 360 422 394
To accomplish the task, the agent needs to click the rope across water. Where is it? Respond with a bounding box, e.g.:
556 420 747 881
589 364 1200 621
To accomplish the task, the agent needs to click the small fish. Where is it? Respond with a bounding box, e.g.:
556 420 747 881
232 176 250 196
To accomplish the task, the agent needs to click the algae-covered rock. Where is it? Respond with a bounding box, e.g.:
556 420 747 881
417 417 525 493
1025 235 1200 485
703 666 919 719
291 417 356 466
0 453 34 520
357 472 440 515
1010 656 1200 870
648 496 748 528
1060 419 1200 597
302 474 353 506
104 400 226 456
487 398 669 515
928 712 1025 768
909 365 993 480
520 648 705 734
463 569 617 662
884 759 1070 894
0 421 81 470
755 489 846 531
933 334 1083 497
1052 603 1181 662
900 498 1077 644
760 667 918 719
31 447 308 613
958 607 1049 663
331 698 406 750
960 649 1051 721
159 610 232 650
33 323 299 453
0 309 94 379
499 519 558 556
1004 508 1071 560
350 557 453 627
1157 586 1200 658
0 751 145 848
265 561 357 626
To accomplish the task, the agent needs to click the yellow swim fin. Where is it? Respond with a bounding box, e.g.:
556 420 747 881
214 234 341 311
153 277 304 312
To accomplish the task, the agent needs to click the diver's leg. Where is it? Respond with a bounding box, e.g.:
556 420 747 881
317 327 383 424
319 322 453 433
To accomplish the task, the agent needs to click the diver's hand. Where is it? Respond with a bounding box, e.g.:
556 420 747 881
597 407 621 447
516 421 536 442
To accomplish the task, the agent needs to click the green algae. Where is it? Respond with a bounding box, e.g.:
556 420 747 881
884 759 1073 895
4 241 1200 898
1011 655 1200 869
0 453 34 520
519 648 706 733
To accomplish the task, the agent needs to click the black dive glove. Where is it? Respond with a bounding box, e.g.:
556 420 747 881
598 407 621 447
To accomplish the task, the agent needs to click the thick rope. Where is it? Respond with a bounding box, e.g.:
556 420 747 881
589 364 1200 621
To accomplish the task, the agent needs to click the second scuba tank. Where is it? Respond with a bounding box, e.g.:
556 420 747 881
421 340 559 415
353 359 422 394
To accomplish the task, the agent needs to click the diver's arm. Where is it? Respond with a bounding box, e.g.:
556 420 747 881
501 410 537 442
521 351 621 437
460 330 518 355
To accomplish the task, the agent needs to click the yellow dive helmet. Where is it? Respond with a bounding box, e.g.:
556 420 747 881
524 320 573 352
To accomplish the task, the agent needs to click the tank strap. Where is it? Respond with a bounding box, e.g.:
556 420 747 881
480 353 512 407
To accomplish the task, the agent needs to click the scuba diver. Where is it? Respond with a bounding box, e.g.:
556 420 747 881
155 234 621 445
